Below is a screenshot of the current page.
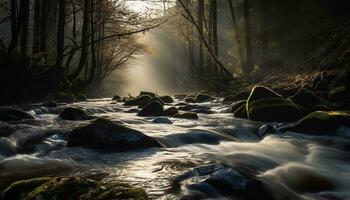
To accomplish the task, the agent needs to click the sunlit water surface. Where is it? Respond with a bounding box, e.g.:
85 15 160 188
0 98 350 200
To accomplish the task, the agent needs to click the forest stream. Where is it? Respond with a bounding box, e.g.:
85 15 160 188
1 97 350 200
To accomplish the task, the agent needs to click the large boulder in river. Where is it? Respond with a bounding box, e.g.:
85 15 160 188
195 93 213 103
59 107 94 121
138 97 165 108
140 91 156 97
3 176 148 200
125 95 152 106
247 86 306 122
289 87 322 110
230 100 246 113
138 101 164 117
233 104 248 119
0 108 34 121
159 96 174 103
68 118 161 151
281 111 350 134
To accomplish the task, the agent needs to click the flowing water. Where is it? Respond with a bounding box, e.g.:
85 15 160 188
0 98 350 200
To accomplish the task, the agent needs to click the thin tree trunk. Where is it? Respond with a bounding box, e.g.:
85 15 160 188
261 0 268 61
56 0 66 67
19 0 30 57
33 0 41 53
228 0 244 68
197 0 204 72
68 0 90 82
40 0 48 52
88 0 97 84
7 0 19 55
243 0 253 74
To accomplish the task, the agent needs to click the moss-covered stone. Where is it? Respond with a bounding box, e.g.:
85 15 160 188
138 101 164 117
68 118 161 151
11 177 150 200
233 104 248 119
289 87 322 109
2 177 51 200
125 95 152 107
59 107 94 121
284 111 350 134
174 112 198 120
247 98 306 122
195 93 213 103
159 96 174 103
230 100 246 113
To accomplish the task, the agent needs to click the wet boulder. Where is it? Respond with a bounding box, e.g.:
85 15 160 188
174 112 198 120
281 111 350 134
230 100 246 113
3 176 148 200
164 107 179 117
125 95 152 107
59 107 94 121
195 93 213 103
159 95 174 103
112 95 121 101
153 117 173 124
42 101 58 108
138 101 164 117
140 91 156 97
289 87 322 110
0 108 34 121
138 97 165 108
247 86 305 122
68 118 161 151
223 91 250 103
233 105 248 119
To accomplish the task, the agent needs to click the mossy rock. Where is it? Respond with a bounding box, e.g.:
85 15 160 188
159 96 174 103
68 118 161 151
223 91 250 103
247 98 306 122
59 107 94 121
233 104 248 119
12 177 149 200
2 177 51 200
140 91 156 97
289 87 322 110
0 108 34 121
195 93 213 103
163 107 179 117
284 111 350 134
138 101 164 117
125 95 152 107
230 100 246 113
174 112 198 120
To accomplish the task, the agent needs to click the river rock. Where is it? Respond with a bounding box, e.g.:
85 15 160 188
174 112 198 120
0 108 34 121
223 91 250 103
138 101 164 117
247 86 305 122
233 105 248 119
140 91 156 97
289 87 322 109
125 95 152 106
112 95 121 101
68 118 161 151
185 97 197 103
195 93 213 102
3 176 148 200
159 95 174 103
153 118 173 124
42 101 58 108
230 100 246 113
138 97 165 108
281 111 350 134
164 107 179 117
59 107 94 121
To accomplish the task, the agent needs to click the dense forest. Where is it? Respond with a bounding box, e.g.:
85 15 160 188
0 0 350 200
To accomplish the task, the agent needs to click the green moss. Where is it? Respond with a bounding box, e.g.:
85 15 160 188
2 177 51 200
91 183 148 200
289 111 350 134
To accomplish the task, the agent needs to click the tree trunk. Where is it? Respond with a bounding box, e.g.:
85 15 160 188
261 0 268 61
55 0 66 67
243 0 253 74
88 0 97 84
197 0 204 72
19 0 30 57
228 0 244 68
40 0 48 52
68 0 90 82
33 0 41 53
7 0 19 55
